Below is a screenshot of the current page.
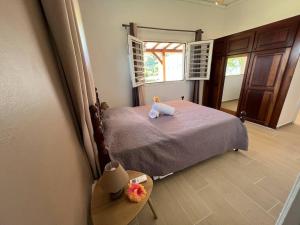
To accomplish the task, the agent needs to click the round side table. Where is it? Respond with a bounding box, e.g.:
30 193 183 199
91 170 157 225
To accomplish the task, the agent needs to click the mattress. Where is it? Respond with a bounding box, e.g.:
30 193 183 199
103 100 248 176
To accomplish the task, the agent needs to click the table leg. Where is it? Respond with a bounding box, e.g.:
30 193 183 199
148 198 158 219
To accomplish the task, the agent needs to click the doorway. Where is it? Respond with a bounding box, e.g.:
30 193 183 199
220 55 248 114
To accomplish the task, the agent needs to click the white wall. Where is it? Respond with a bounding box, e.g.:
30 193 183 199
277 59 300 127
223 0 300 36
79 0 226 107
222 75 244 102
144 81 192 105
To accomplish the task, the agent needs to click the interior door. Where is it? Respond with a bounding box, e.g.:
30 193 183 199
204 55 226 108
202 37 227 108
240 48 291 125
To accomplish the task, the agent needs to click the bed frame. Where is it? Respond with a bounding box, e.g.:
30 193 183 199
89 89 247 173
89 89 110 173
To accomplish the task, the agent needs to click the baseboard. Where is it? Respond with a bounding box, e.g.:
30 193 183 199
276 174 300 225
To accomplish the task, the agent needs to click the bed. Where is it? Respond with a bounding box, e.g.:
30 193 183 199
90 97 248 177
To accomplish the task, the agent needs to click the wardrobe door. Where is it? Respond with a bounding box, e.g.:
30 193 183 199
203 37 227 108
253 20 298 51
203 55 226 108
240 48 291 125
227 31 255 55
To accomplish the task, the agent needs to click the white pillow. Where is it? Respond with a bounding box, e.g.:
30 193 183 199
152 103 175 116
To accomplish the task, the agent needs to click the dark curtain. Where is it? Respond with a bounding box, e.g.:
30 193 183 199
130 22 145 107
191 29 203 104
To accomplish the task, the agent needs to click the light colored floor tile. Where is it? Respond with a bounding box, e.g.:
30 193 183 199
200 169 275 225
221 100 239 112
197 186 251 225
268 202 284 220
138 121 300 225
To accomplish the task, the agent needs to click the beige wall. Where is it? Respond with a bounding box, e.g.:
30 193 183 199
0 1 92 225
79 0 226 107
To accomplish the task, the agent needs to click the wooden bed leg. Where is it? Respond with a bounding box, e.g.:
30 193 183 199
239 111 246 123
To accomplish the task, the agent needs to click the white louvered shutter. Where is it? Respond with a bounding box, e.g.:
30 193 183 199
128 35 145 87
185 40 214 80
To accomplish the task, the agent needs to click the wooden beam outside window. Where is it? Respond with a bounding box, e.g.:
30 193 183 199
162 52 166 81
174 44 184 49
146 47 184 81
151 52 163 64
163 43 173 50
151 43 160 50
145 49 182 53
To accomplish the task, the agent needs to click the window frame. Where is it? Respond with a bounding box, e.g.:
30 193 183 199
185 40 214 81
143 41 186 84
128 38 214 86
224 55 248 77
128 35 145 87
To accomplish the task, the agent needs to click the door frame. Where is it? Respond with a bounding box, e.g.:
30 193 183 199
218 53 251 116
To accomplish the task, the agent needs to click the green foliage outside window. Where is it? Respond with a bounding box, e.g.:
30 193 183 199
144 53 161 83
225 56 247 76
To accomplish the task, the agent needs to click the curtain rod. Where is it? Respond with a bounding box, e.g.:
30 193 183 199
122 24 202 33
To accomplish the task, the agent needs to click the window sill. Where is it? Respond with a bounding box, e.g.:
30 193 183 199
145 80 185 85
225 74 244 77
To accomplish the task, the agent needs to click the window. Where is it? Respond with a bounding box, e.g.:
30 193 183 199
185 40 213 80
128 35 145 87
225 56 248 76
128 36 214 87
143 42 185 83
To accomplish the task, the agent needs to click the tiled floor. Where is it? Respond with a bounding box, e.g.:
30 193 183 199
136 121 300 225
221 100 239 112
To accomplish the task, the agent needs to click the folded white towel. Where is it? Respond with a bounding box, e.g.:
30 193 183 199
152 103 175 116
148 109 160 119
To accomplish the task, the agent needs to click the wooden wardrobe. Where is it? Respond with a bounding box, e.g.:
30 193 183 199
203 15 300 128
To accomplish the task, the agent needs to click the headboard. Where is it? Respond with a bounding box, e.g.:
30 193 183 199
89 88 111 173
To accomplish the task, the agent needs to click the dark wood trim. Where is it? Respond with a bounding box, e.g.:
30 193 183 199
123 23 199 33
192 29 203 104
269 23 300 128
202 37 227 106
195 29 203 41
239 111 247 123
89 89 111 173
129 22 137 36
216 56 227 109
236 53 252 115
220 107 236 115
129 22 141 107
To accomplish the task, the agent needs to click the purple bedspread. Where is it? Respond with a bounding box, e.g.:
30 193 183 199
103 100 248 176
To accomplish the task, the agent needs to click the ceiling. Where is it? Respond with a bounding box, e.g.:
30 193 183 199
178 0 242 7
